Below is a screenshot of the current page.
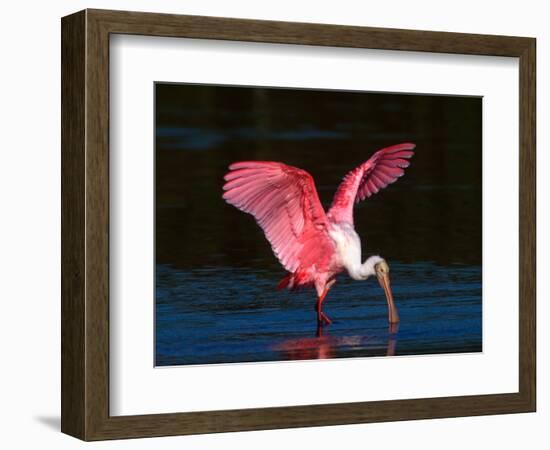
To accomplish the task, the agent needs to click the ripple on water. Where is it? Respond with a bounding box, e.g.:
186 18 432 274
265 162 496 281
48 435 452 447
155 262 482 366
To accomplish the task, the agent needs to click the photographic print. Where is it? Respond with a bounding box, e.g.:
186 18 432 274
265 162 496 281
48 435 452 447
155 83 482 366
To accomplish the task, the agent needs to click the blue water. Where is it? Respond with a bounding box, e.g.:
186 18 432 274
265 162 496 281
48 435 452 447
155 262 481 366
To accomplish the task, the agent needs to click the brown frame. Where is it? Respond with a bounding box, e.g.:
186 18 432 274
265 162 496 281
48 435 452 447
61 8 536 441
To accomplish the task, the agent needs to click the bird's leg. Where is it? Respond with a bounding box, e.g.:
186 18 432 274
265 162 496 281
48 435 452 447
316 288 332 326
316 321 324 338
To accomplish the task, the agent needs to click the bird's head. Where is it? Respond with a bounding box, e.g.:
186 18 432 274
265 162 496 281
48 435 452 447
374 259 399 324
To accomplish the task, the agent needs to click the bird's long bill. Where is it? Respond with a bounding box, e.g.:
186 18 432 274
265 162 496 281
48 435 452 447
378 272 399 324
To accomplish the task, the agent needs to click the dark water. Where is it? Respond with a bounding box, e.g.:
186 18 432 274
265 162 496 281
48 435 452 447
155 83 482 366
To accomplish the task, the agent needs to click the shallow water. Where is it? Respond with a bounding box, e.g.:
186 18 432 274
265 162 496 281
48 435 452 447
155 262 481 366
154 84 482 366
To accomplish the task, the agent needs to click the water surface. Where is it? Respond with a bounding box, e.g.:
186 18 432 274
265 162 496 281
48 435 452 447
156 262 481 365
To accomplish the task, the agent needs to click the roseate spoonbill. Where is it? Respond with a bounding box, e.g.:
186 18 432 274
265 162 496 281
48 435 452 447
222 142 415 326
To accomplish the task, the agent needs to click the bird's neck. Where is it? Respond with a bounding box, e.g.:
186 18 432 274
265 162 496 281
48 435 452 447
348 255 384 281
329 222 383 281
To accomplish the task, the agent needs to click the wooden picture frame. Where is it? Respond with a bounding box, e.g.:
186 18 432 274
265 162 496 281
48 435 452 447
61 8 536 441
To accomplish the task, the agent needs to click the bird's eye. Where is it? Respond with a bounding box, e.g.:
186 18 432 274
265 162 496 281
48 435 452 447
376 262 389 274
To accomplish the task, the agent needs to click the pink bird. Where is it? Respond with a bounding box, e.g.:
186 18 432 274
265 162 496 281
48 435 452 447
222 142 415 327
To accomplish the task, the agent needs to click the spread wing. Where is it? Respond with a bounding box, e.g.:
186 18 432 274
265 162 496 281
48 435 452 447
327 143 415 224
222 161 334 273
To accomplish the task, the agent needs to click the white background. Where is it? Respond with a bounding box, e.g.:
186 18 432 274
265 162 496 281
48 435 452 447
110 36 519 415
0 0 546 449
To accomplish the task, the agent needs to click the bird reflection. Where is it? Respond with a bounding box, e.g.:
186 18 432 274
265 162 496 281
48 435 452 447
274 324 399 361
386 323 399 356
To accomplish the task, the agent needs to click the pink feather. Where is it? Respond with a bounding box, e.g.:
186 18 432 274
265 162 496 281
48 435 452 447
222 142 415 289
223 162 334 275
328 143 415 224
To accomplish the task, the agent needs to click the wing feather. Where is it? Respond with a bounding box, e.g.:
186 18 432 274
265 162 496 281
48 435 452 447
328 143 415 224
223 161 334 273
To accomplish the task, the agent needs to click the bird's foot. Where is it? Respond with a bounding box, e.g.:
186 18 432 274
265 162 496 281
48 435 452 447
317 311 332 326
